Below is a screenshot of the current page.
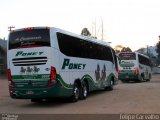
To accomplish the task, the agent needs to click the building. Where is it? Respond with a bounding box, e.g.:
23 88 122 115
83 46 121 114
0 38 7 74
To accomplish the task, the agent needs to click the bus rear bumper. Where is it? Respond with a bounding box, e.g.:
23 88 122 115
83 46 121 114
119 73 139 81
9 85 73 99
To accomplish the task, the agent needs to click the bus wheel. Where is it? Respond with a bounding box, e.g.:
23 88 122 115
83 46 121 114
141 74 144 81
80 81 88 100
105 79 113 91
147 74 151 82
70 82 80 102
31 98 42 103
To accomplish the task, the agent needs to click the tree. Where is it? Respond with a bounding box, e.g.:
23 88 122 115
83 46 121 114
81 28 91 36
156 40 160 64
114 45 124 54
121 47 132 52
137 47 145 54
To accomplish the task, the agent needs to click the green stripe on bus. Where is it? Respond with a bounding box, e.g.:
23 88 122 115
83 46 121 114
12 74 50 80
12 73 117 91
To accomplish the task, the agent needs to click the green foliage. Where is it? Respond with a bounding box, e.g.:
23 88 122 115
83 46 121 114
121 47 132 52
114 45 124 54
115 50 120 54
81 28 91 36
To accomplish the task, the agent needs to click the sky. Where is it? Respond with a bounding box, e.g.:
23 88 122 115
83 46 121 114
0 0 160 51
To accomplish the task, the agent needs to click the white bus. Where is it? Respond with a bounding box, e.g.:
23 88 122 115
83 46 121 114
118 52 152 82
7 27 118 102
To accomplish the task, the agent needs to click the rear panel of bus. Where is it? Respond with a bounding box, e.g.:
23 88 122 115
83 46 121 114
118 52 139 81
7 27 72 99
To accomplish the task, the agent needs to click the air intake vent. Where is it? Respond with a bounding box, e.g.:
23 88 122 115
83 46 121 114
12 57 47 66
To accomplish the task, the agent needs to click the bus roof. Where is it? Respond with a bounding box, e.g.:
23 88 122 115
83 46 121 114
53 27 111 48
118 51 150 59
9 26 111 49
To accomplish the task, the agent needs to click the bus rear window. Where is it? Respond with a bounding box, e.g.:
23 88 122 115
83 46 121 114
9 29 50 49
119 53 136 60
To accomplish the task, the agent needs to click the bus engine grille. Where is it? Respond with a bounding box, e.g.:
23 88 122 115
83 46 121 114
12 57 48 66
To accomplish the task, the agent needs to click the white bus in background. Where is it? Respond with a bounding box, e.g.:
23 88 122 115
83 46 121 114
118 52 152 82
7 27 118 102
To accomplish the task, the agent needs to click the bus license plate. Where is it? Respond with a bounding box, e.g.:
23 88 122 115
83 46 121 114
125 76 129 78
26 90 34 95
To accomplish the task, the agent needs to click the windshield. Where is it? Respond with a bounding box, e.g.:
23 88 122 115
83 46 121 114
119 53 136 60
9 28 50 49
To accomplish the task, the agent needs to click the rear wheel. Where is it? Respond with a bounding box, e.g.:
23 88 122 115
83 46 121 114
80 81 88 100
70 82 80 102
140 74 144 82
105 79 114 91
146 74 151 82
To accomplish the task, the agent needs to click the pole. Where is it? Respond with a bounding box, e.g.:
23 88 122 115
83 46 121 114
8 26 15 32
147 45 149 56
95 18 96 38
101 18 103 40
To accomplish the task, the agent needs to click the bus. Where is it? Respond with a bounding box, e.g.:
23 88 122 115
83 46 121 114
118 52 152 82
7 27 118 102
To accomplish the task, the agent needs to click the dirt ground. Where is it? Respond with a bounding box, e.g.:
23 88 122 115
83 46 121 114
0 74 160 114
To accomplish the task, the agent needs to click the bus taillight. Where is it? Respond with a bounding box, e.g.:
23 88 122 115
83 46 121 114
8 69 14 87
24 27 34 30
45 26 50 29
48 66 57 86
134 67 139 76
8 69 12 81
50 66 56 80
117 68 120 76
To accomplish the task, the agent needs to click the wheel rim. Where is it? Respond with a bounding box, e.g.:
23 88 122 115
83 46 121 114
83 85 88 97
110 80 113 86
74 87 79 100
141 76 144 80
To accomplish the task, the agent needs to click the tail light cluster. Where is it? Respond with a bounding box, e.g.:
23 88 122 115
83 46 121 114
8 69 14 87
23 27 50 31
134 67 139 76
24 27 35 30
8 69 12 81
117 68 120 76
48 66 57 86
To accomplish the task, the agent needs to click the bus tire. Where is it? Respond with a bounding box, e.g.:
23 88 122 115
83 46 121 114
141 74 144 81
80 81 88 100
105 79 113 91
70 82 80 102
147 74 151 82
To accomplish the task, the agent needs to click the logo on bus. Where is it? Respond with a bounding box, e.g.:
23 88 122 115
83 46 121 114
120 61 133 64
62 59 86 70
95 64 107 81
15 51 44 57
20 66 40 74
